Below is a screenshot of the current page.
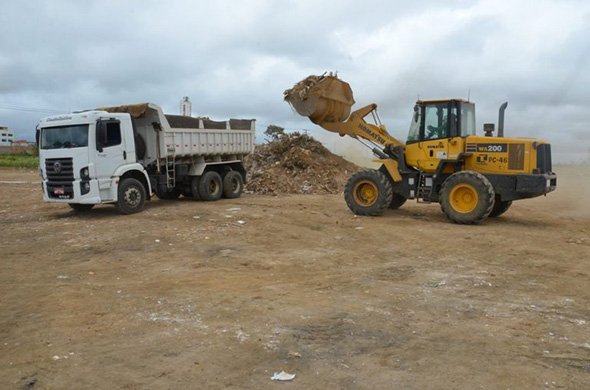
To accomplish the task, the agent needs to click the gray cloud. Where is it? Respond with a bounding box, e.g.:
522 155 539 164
1 0 589 162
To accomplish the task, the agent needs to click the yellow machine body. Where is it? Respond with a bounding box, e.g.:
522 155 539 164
404 136 550 175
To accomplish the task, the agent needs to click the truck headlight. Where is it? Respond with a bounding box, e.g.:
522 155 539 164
80 167 90 180
80 180 91 195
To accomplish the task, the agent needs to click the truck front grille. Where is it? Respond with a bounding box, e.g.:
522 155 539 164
536 144 552 173
45 158 74 199
45 158 74 181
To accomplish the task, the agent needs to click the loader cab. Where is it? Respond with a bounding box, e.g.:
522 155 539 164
406 99 475 143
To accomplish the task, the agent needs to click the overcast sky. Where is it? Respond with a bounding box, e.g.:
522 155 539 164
1 0 589 162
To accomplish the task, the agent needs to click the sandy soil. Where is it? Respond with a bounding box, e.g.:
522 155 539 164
0 166 589 389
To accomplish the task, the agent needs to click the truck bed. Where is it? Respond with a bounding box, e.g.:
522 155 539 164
102 103 255 163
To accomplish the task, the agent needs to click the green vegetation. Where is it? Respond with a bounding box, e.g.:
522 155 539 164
0 154 39 169
264 125 286 142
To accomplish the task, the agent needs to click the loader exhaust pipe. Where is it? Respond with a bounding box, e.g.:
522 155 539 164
498 101 508 138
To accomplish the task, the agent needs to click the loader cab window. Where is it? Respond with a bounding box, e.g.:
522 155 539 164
423 103 449 140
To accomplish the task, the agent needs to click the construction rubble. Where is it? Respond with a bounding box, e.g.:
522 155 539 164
244 132 359 195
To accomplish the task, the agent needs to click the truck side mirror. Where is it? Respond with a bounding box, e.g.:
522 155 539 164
96 120 106 152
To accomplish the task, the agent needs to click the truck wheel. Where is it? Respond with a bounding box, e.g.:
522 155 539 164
389 193 407 209
156 187 181 200
116 178 146 214
222 171 244 199
69 203 94 212
489 196 512 217
189 177 201 200
198 171 223 201
440 171 494 224
344 169 393 216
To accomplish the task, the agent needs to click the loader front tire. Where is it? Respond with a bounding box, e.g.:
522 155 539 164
440 171 494 224
344 169 393 216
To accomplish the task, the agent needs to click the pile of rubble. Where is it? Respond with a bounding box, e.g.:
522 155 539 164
244 132 359 195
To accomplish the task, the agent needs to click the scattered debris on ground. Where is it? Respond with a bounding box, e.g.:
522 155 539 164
244 132 359 195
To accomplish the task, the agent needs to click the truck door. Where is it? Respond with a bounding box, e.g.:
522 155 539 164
94 119 126 192
415 102 454 172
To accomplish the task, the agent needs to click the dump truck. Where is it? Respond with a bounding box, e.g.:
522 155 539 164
38 103 255 214
284 74 556 224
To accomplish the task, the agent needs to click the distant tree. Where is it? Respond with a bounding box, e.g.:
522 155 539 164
264 125 285 142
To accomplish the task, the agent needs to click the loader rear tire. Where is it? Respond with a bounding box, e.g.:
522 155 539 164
489 196 512 217
389 193 407 209
344 169 393 216
440 171 494 224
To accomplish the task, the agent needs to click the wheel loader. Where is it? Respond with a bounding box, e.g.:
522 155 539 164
284 74 557 224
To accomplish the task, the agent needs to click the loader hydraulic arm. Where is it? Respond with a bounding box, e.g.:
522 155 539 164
318 103 403 149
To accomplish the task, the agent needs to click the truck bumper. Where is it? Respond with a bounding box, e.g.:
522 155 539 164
42 178 115 204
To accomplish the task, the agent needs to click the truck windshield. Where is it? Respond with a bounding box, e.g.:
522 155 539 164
40 125 89 149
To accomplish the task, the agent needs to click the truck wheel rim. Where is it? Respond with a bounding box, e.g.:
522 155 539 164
124 187 141 207
230 177 239 192
353 180 378 207
450 183 478 213
209 180 219 195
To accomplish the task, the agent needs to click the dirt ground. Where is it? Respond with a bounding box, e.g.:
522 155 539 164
1 165 589 389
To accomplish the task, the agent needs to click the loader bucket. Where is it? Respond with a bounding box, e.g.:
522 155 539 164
284 74 355 124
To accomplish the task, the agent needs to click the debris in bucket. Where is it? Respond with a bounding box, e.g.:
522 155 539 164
271 371 296 381
244 132 359 195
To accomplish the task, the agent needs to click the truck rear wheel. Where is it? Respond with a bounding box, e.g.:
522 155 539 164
344 169 393 216
489 196 512 217
222 171 244 199
440 171 494 224
116 178 146 214
198 171 223 201
189 177 201 200
156 187 181 200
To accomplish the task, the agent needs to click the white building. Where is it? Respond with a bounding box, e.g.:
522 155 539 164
180 96 191 117
0 127 15 146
